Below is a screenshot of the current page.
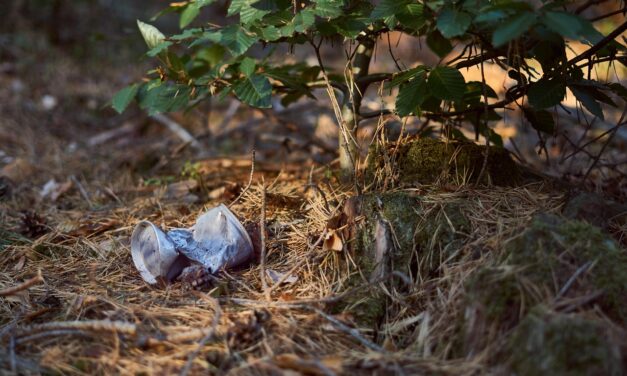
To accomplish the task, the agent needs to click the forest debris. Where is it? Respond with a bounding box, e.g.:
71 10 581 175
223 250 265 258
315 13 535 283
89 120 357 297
18 211 48 238
1 158 36 184
0 270 43 297
66 218 120 238
40 95 57 111
40 179 73 201
272 353 343 375
87 122 138 146
265 269 298 285
150 113 200 149
163 179 198 199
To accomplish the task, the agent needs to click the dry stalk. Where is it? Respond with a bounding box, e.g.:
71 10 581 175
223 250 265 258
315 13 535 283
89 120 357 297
260 179 270 301
0 270 44 296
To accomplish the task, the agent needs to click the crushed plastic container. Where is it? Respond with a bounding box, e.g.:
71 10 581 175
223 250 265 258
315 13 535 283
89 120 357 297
130 204 253 285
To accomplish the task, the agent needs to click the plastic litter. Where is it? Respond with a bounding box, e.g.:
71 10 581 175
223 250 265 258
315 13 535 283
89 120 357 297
130 204 253 285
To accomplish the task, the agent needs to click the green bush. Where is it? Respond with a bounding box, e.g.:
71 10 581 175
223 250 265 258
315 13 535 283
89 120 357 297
113 0 627 175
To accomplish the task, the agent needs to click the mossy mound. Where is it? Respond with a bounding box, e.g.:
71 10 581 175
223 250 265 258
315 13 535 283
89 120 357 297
367 138 523 186
339 192 422 327
339 192 472 327
466 213 627 331
505 213 627 322
562 192 627 243
508 307 623 376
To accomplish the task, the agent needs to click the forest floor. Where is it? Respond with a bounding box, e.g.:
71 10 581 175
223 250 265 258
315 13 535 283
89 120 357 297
1 27 626 375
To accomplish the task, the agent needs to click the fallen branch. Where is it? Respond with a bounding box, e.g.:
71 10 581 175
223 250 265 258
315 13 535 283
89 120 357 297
12 319 137 339
150 113 201 149
0 271 43 297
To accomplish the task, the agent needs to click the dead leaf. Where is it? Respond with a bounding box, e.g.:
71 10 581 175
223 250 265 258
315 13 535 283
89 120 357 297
323 230 343 252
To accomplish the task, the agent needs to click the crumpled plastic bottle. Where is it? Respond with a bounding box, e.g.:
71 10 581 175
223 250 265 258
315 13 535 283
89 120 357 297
130 204 253 285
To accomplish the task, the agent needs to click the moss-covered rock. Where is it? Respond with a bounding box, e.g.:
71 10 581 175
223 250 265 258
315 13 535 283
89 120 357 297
508 307 623 376
367 138 523 186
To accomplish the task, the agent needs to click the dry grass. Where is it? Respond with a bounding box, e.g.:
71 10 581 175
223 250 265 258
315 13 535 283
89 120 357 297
0 146 572 375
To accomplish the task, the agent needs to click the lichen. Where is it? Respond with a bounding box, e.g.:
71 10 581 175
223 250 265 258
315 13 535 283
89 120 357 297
508 307 623 376
367 138 523 186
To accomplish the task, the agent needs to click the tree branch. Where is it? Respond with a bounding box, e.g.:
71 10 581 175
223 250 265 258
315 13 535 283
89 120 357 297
568 20 627 66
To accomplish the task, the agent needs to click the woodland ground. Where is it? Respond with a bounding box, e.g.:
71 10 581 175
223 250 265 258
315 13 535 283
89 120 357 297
1 8 626 376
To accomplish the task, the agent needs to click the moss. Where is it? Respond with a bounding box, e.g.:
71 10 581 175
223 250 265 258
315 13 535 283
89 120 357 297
508 307 623 376
336 193 423 327
342 192 476 328
414 201 470 277
466 267 526 323
459 213 627 359
505 213 627 323
367 138 523 186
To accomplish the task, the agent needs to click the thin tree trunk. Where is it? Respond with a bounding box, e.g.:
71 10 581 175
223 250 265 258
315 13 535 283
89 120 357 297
339 38 374 179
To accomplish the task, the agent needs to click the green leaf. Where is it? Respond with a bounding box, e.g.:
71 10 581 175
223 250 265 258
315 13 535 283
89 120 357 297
147 41 173 57
386 66 427 88
371 0 412 27
395 72 427 117
492 12 536 47
427 30 453 57
112 84 139 114
465 81 498 99
180 3 200 28
233 73 272 108
138 84 192 115
397 4 425 30
542 11 583 40
259 25 282 41
569 85 604 120
194 25 257 56
229 0 270 25
522 107 555 134
527 78 565 109
239 57 256 76
606 83 627 102
427 66 466 102
436 7 472 38
137 20 166 50
314 0 344 18
293 9 316 33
